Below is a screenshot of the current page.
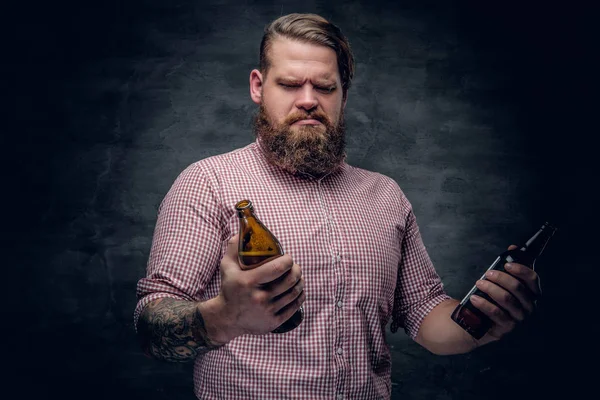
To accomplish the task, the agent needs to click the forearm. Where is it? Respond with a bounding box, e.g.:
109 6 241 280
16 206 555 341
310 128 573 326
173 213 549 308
415 299 491 355
136 296 232 362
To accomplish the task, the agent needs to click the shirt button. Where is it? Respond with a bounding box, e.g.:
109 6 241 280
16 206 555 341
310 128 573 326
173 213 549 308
337 395 344 400
337 301 343 308
337 347 343 355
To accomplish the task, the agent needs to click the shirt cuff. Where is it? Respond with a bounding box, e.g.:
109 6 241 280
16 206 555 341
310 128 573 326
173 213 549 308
392 293 453 340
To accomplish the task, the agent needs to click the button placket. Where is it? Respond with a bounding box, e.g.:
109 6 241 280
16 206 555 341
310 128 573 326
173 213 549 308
318 178 348 398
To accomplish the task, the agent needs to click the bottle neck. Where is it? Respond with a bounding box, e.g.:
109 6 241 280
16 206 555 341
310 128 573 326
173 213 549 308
236 205 254 219
521 222 557 257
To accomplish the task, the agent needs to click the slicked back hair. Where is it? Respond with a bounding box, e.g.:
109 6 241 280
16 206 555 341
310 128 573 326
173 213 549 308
259 13 355 100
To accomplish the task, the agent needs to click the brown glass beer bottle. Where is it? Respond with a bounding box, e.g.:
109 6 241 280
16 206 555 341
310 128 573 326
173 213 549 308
451 222 557 339
235 199 304 334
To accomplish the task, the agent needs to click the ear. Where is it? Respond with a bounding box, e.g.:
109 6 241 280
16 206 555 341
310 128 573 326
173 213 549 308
250 69 263 105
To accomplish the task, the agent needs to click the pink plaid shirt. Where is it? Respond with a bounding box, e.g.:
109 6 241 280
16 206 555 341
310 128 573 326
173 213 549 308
135 140 450 399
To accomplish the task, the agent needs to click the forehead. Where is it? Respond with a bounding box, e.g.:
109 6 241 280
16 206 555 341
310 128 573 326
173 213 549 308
267 38 340 82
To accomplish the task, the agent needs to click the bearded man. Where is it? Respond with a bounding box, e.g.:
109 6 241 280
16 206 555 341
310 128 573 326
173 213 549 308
135 13 542 400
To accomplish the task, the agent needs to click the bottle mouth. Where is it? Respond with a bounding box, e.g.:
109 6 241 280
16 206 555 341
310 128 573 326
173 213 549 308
235 199 253 210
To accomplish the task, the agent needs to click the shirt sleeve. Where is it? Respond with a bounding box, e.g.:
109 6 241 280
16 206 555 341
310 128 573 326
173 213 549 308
133 163 226 331
390 205 451 339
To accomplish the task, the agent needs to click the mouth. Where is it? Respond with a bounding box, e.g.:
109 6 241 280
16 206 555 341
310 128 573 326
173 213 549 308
292 119 323 126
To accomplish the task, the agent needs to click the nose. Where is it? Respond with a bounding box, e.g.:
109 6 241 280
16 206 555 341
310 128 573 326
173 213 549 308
294 85 319 112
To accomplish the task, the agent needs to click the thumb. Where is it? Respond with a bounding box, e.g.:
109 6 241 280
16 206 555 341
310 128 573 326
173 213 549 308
507 244 518 250
221 234 241 271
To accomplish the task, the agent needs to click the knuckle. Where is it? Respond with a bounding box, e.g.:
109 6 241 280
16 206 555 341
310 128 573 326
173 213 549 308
252 291 268 305
298 291 306 305
529 270 539 280
241 276 255 289
510 264 522 273
271 261 285 275
287 271 298 286
280 254 293 266
502 292 514 305
273 257 292 275
514 282 526 295
291 295 302 311
492 306 504 318
293 264 303 278
267 302 278 315
285 254 295 265
515 311 525 322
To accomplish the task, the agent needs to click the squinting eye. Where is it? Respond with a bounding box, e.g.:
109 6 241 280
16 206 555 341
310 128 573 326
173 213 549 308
318 87 336 94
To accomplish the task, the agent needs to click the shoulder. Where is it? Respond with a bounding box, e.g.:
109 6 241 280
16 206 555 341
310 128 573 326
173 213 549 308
189 142 255 173
174 142 256 183
161 143 255 204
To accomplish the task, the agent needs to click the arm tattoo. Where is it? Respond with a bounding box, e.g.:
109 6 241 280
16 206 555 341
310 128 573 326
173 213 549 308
137 298 221 362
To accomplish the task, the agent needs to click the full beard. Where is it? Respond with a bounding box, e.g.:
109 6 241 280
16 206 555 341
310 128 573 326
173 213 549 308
253 103 347 178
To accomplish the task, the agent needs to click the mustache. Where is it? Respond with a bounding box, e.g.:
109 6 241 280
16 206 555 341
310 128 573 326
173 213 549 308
284 111 329 125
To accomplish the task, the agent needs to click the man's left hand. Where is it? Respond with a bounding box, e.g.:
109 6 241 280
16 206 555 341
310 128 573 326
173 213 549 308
470 245 542 343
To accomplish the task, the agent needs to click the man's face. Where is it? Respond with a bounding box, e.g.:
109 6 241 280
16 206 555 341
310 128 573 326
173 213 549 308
249 38 348 178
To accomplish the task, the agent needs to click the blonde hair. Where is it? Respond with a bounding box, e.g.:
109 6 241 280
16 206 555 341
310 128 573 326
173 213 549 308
259 13 355 99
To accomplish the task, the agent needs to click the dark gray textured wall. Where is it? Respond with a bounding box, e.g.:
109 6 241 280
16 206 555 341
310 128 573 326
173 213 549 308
4 0 595 399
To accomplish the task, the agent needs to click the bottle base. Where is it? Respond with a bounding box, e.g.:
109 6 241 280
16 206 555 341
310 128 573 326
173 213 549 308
271 306 304 334
451 303 490 339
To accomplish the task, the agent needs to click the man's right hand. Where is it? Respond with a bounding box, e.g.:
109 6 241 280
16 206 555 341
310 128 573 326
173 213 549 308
198 234 305 345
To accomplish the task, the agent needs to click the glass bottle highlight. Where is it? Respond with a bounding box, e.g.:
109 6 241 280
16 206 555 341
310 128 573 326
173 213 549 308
451 222 557 339
235 199 304 334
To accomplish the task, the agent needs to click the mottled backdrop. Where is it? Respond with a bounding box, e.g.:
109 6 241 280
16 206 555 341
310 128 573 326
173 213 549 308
4 0 594 399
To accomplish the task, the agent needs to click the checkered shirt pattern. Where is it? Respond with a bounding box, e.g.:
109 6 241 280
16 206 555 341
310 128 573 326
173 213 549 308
135 140 451 399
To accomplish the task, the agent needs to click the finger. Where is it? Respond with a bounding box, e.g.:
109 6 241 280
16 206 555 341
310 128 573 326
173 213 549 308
229 234 240 249
271 277 304 312
470 294 515 331
274 289 306 323
484 270 536 315
246 254 294 285
507 244 518 250
504 262 542 298
475 279 526 322
220 234 241 272
265 263 302 298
